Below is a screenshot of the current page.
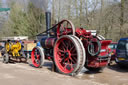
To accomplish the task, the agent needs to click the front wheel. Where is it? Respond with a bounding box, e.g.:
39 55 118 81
31 46 45 68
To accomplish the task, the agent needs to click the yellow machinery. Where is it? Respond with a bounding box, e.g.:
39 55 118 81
3 40 27 63
5 41 21 57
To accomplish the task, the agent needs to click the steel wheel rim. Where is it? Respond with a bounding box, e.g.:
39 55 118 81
70 35 86 74
31 48 41 67
54 37 78 74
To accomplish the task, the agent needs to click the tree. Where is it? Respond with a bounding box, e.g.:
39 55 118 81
2 2 45 39
85 0 89 26
79 0 83 27
120 0 125 37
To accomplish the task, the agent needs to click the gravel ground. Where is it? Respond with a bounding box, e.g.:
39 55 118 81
0 57 128 85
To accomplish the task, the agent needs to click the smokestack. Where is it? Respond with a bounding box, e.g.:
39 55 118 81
46 12 51 37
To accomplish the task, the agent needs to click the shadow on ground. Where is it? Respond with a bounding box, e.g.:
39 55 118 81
29 61 53 70
84 70 103 74
108 63 128 73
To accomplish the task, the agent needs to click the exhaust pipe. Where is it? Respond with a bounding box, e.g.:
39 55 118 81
45 12 51 37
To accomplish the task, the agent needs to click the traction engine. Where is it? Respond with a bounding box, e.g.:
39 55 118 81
31 12 111 75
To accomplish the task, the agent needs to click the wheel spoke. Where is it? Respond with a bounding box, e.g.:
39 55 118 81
64 57 69 62
37 55 40 60
71 53 77 56
59 57 64 62
67 21 69 27
58 48 65 53
61 45 66 52
72 56 77 62
67 60 73 71
70 61 74 71
35 51 37 56
60 24 64 31
64 63 68 70
69 58 76 64
57 51 64 57
70 45 75 51
57 51 61 56
58 55 63 62
67 40 71 49
62 41 67 50
65 42 70 50
71 48 76 53
64 27 68 34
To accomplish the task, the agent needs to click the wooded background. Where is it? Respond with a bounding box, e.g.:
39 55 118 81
1 0 128 41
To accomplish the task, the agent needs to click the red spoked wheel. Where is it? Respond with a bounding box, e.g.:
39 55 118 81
54 35 85 75
31 46 45 68
57 20 75 38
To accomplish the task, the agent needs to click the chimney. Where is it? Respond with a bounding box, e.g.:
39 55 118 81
45 12 51 37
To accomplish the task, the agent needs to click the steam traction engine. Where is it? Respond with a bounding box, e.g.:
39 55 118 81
31 12 111 75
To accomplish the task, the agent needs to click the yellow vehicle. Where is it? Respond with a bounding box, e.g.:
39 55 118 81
3 40 27 63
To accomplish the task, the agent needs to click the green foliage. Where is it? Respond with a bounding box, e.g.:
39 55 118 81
2 2 45 39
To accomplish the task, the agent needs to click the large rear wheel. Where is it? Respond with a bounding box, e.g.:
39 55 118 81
54 35 85 75
31 46 45 68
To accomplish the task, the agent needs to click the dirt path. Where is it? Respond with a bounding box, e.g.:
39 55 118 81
80 64 128 85
0 58 128 85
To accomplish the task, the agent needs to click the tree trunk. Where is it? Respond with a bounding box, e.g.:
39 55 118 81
120 0 125 37
58 0 61 22
67 0 72 20
52 0 55 25
98 0 104 34
85 0 89 27
79 0 83 27
74 0 79 26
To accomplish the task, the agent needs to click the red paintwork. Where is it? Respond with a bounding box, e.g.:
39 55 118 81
76 28 91 38
54 37 76 74
31 48 41 67
99 40 112 56
87 40 111 68
75 28 111 68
